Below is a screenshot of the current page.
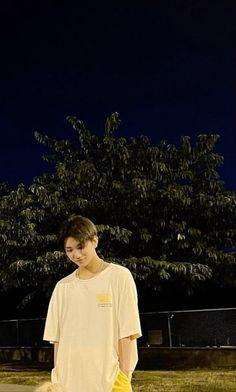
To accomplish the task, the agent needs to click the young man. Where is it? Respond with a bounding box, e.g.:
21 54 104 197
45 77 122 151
43 215 142 392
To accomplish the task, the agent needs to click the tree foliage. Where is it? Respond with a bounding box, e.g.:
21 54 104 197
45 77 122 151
1 113 236 306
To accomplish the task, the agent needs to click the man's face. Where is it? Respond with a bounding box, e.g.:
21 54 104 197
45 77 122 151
64 236 98 267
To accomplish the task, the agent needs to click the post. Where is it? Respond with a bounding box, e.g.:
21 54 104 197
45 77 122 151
167 312 173 348
16 319 19 346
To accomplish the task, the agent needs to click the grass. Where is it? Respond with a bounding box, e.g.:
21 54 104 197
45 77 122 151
132 370 236 391
0 366 236 391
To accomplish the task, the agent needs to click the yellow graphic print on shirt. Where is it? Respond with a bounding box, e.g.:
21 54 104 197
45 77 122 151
96 293 112 307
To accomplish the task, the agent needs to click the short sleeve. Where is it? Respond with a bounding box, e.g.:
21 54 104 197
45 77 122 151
43 284 60 342
118 269 142 340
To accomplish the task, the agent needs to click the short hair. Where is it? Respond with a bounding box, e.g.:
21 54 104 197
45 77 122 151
58 215 97 250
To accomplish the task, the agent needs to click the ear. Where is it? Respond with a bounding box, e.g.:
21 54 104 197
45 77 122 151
93 235 98 248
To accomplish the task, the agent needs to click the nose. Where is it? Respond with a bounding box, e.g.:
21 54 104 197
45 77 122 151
73 248 82 259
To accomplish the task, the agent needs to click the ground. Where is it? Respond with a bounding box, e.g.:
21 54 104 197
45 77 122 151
0 363 236 391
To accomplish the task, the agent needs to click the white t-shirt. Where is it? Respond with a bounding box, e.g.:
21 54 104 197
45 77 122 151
43 262 142 392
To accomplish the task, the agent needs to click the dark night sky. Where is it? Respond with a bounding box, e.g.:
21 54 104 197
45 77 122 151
0 1 235 189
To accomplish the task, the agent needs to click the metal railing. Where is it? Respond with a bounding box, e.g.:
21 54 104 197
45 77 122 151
0 318 47 347
0 308 236 348
139 307 236 348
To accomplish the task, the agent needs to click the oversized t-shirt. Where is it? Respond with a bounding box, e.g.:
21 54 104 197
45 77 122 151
43 262 142 392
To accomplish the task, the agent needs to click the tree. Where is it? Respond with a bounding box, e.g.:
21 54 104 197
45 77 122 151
0 113 236 308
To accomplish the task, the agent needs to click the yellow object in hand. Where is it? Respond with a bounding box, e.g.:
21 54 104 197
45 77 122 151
112 370 132 392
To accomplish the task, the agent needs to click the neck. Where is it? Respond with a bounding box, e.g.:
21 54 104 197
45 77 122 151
80 257 103 274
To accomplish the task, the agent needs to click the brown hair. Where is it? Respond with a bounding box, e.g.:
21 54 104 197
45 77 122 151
58 215 97 250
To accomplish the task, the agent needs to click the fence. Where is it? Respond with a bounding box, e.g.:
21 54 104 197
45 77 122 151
139 307 236 348
0 308 236 348
0 318 46 347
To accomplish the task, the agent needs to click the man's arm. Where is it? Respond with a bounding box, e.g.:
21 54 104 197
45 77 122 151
118 336 132 378
53 342 59 366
